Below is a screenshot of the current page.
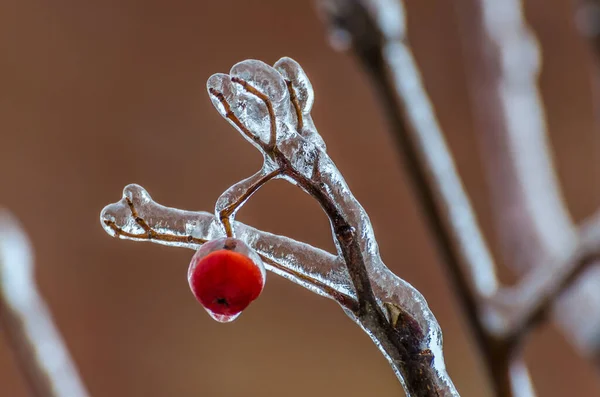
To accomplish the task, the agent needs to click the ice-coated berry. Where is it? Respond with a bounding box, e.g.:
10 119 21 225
188 237 266 322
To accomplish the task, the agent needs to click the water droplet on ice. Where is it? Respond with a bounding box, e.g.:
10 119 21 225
206 309 241 323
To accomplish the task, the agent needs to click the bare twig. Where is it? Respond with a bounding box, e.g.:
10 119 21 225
0 210 89 397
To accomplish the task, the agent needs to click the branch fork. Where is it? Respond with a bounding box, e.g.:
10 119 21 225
101 57 459 396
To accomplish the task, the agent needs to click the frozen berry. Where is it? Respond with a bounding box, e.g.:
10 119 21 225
188 237 265 322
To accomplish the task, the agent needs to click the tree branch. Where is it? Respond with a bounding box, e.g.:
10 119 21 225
488 211 600 341
101 183 355 308
317 0 527 395
101 56 461 395
0 210 89 397
454 0 600 363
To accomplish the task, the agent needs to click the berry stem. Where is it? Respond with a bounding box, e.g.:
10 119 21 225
219 169 281 238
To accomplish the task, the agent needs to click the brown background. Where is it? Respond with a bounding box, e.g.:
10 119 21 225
0 0 598 396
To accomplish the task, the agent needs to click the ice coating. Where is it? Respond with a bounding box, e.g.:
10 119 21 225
273 57 314 114
206 73 236 118
188 237 266 323
101 184 354 301
101 57 456 394
214 168 282 228
209 58 442 332
101 184 446 374
210 57 455 393
207 73 272 148
188 237 266 283
273 57 326 151
230 60 289 106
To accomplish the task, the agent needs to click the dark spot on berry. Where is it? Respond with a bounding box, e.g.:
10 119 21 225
216 297 229 307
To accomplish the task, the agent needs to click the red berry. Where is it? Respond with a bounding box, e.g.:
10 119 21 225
188 237 265 322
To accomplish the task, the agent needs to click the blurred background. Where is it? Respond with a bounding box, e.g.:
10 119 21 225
0 0 598 396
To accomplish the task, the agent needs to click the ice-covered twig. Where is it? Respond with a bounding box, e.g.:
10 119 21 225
454 0 600 365
209 57 457 396
318 0 522 394
318 0 600 395
0 210 89 397
101 57 459 396
315 0 600 395
101 184 355 307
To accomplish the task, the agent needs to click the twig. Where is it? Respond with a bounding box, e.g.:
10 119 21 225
103 181 454 395
211 61 456 395
216 169 282 237
492 212 600 341
0 210 89 397
318 0 600 394
101 184 355 309
102 57 461 395
317 0 524 395
454 0 600 362
576 1 600 61
575 0 600 125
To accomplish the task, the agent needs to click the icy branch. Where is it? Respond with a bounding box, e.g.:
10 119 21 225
317 0 596 396
455 0 600 362
318 0 519 393
317 0 600 395
100 57 459 396
0 210 89 397
101 184 354 306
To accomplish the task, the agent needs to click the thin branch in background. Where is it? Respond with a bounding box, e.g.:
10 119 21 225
454 0 600 362
318 0 600 396
0 210 89 397
101 57 461 396
576 0 600 60
571 0 600 364
493 212 600 342
574 0 600 135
